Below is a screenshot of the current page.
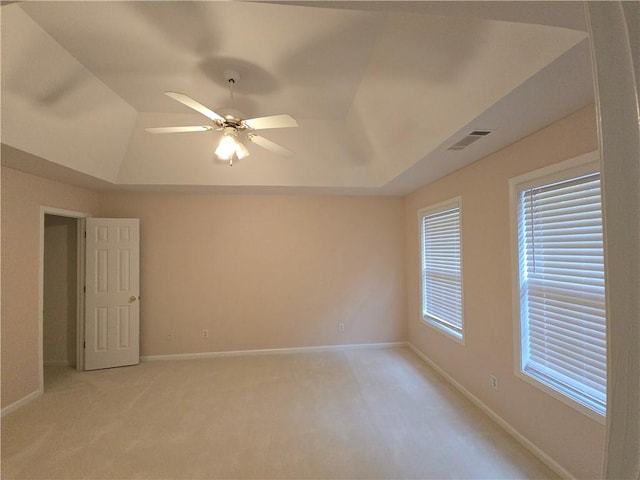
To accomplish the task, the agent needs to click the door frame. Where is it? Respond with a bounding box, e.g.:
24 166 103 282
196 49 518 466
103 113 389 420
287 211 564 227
38 206 90 392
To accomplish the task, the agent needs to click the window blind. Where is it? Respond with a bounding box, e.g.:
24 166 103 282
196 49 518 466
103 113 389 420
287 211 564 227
421 205 463 338
518 173 606 415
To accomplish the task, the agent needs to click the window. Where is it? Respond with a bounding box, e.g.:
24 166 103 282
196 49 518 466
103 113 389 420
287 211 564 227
419 198 463 341
511 153 606 418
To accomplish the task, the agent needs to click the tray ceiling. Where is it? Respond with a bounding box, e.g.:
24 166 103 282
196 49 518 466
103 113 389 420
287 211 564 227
1 1 594 194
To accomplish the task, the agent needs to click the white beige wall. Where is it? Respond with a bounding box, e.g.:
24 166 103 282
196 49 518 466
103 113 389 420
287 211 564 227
43 215 77 366
1 167 406 408
1 167 100 408
1 105 604 477
98 193 407 357
405 104 604 479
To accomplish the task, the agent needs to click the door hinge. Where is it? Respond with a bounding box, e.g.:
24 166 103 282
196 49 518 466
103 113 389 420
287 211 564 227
84 230 87 238
83 285 86 293
83 341 86 349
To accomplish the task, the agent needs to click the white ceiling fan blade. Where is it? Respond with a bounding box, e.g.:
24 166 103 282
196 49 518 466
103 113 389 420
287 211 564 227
145 126 213 134
243 114 298 130
164 92 225 123
248 134 293 156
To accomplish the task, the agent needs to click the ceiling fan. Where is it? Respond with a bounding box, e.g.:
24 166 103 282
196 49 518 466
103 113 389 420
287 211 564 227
146 72 298 166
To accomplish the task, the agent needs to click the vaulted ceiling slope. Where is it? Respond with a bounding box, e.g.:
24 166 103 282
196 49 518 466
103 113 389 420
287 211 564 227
1 1 594 194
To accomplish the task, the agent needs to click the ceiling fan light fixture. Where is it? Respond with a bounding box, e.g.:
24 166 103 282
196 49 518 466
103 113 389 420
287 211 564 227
215 126 251 165
215 134 238 160
235 140 250 160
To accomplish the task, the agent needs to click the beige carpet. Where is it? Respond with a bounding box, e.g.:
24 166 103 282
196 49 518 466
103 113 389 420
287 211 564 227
1 347 557 479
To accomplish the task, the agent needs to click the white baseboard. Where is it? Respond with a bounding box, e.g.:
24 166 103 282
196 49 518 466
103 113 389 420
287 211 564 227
1 389 42 418
407 343 575 480
141 341 408 362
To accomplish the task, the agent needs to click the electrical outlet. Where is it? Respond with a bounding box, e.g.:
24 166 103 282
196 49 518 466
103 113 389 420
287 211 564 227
202 329 209 339
338 322 345 332
490 375 499 391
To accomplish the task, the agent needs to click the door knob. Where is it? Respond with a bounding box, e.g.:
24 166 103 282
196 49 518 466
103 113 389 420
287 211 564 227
129 295 139 303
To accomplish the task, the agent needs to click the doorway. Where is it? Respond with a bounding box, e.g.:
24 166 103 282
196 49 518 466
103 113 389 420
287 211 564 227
38 207 88 393
43 215 78 383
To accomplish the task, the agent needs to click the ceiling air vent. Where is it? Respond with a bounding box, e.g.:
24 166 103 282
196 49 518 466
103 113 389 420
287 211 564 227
448 130 492 151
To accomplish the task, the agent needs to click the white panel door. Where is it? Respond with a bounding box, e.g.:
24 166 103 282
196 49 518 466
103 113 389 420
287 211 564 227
85 218 140 370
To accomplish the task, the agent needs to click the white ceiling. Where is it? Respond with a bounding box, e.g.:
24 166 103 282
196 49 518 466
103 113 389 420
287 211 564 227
1 1 594 195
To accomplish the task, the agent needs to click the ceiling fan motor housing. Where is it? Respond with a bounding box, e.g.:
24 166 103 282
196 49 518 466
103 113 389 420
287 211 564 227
223 126 239 136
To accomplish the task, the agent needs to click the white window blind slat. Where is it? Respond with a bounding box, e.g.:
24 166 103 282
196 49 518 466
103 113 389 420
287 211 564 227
420 201 463 340
423 294 462 317
527 357 606 394
528 340 606 367
527 279 605 297
528 273 604 288
526 352 606 391
518 171 607 416
528 309 606 333
528 307 607 334
526 362 606 405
